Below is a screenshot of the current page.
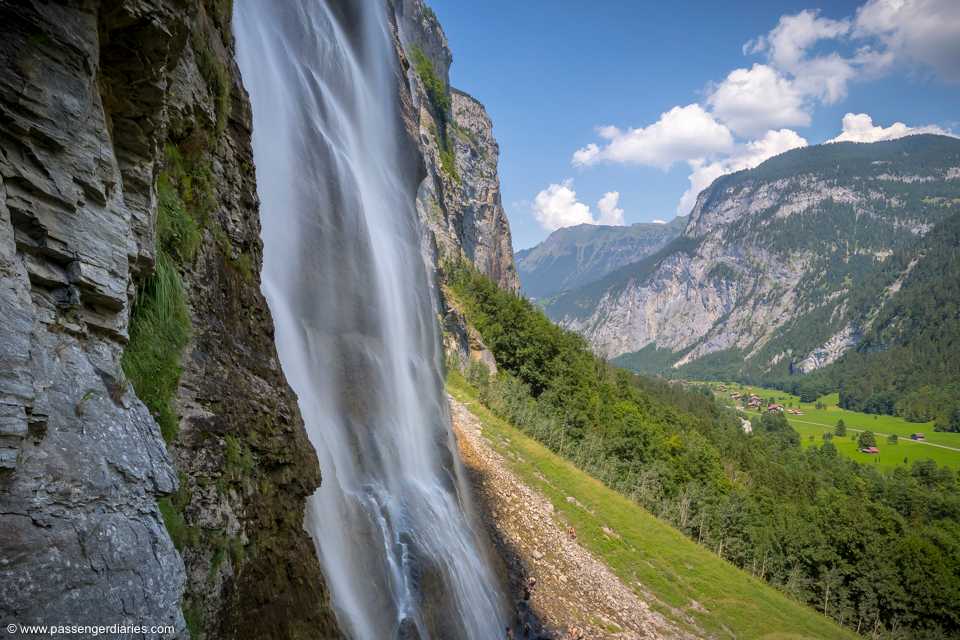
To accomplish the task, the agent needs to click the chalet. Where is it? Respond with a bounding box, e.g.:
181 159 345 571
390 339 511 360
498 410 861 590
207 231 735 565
767 403 784 413
730 392 741 399
860 447 880 454
910 433 925 441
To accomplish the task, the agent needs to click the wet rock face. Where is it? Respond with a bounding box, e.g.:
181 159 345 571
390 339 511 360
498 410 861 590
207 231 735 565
1 1 340 637
0 0 185 632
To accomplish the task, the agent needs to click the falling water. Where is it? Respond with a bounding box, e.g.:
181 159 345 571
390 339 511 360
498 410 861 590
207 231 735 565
235 2 506 639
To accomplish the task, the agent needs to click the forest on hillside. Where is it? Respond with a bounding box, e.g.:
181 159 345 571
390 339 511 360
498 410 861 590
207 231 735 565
764 210 960 432
447 262 960 640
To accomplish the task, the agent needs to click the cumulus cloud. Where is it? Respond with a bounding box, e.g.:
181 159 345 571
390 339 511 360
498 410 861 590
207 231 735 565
855 0 960 82
707 64 810 137
531 180 629 231
677 129 808 215
532 180 594 231
827 112 954 143
737 8 884 121
747 9 850 71
572 105 734 169
597 192 626 226
651 219 668 224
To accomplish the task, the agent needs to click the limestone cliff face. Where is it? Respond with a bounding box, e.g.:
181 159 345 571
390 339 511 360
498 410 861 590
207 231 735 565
394 0 520 294
546 136 960 376
0 2 338 638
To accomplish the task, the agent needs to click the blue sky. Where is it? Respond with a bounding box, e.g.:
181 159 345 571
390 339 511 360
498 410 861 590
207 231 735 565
428 0 960 249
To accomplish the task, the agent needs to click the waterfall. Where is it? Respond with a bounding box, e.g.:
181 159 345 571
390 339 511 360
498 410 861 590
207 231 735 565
234 2 507 638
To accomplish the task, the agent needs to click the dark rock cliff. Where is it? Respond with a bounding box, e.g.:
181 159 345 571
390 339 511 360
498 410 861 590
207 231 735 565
0 1 339 638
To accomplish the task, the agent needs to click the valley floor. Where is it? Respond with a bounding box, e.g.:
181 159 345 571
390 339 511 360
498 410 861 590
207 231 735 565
706 383 960 470
448 374 858 640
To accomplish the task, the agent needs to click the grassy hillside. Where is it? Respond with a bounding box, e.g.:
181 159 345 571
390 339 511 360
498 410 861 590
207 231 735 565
709 383 960 470
449 372 859 640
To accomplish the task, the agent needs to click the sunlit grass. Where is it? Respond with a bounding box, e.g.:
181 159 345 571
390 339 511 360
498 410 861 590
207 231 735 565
708 382 960 470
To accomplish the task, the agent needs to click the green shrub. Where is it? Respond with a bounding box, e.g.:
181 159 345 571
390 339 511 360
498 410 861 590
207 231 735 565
122 253 191 442
411 45 450 115
224 434 255 479
439 139 459 183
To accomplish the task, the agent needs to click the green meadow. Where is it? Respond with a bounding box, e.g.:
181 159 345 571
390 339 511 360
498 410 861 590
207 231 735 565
707 382 960 470
448 372 859 640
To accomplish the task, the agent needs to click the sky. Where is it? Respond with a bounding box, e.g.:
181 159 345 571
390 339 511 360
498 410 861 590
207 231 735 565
428 0 960 250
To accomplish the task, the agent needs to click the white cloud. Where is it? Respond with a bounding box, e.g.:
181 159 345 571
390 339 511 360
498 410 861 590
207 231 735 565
651 219 667 225
677 129 808 215
532 180 594 231
748 10 850 72
531 180 628 231
572 104 734 169
855 0 960 82
597 192 626 226
827 112 954 143
707 64 810 137
742 9 869 109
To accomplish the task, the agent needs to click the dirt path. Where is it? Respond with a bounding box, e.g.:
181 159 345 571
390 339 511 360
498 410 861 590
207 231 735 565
450 396 699 640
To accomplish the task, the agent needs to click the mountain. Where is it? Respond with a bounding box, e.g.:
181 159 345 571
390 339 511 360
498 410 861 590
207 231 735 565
543 135 960 415
516 217 685 299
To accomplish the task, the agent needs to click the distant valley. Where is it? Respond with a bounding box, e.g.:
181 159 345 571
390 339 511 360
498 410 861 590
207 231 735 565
522 135 960 429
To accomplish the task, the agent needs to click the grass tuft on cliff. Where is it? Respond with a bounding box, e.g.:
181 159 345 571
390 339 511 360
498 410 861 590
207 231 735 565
122 253 191 443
